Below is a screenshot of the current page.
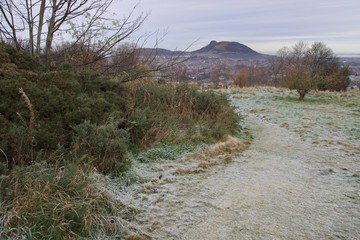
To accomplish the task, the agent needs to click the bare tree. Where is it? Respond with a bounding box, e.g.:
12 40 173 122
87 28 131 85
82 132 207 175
0 0 191 82
234 65 269 87
210 63 228 88
0 0 147 67
0 0 23 50
275 41 349 100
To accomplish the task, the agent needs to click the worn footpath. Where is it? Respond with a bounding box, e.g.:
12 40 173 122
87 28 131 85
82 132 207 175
123 89 360 239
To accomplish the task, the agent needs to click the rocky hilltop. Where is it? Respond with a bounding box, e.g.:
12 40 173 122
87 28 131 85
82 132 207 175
192 40 260 56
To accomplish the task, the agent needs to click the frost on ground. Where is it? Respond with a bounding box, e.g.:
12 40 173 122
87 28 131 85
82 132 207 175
111 88 360 239
230 88 360 157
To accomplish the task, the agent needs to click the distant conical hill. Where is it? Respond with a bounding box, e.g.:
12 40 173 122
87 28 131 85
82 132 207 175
192 40 261 56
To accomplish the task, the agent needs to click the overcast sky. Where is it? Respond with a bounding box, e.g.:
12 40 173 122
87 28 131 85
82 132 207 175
117 0 360 54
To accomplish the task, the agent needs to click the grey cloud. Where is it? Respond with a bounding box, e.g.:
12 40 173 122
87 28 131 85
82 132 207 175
117 0 360 53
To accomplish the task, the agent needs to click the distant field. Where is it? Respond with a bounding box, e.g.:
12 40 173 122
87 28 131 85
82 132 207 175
230 87 360 157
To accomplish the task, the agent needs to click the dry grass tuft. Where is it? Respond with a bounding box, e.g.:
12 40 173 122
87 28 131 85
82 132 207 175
12 88 36 166
174 167 206 175
175 136 250 175
203 135 250 161
198 160 208 169
0 163 135 239
174 168 193 175
18 88 35 133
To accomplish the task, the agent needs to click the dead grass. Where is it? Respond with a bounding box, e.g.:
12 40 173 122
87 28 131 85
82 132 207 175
18 88 35 133
14 88 36 166
174 168 207 175
230 86 289 94
204 135 250 159
0 163 136 239
175 135 250 175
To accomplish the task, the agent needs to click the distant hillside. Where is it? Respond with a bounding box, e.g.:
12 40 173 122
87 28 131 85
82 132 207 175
140 48 183 57
192 40 259 55
141 40 267 59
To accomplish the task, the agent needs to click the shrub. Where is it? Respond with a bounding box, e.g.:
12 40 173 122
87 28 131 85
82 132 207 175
276 42 350 100
0 65 129 171
318 66 350 91
0 43 41 71
124 81 241 147
71 121 130 176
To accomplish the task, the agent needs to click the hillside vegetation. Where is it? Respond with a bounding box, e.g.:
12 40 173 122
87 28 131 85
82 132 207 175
0 43 242 239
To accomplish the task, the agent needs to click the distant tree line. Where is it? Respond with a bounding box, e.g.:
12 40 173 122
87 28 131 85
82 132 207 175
233 42 349 99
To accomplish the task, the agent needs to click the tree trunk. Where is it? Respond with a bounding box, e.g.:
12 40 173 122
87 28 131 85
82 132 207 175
45 0 57 68
297 90 308 100
25 0 34 55
36 0 46 56
299 93 305 100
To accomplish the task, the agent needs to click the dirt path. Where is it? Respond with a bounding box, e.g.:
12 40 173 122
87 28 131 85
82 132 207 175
125 90 360 239
183 115 359 239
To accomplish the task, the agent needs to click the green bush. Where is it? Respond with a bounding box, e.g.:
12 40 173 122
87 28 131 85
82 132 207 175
0 65 128 169
71 121 130 175
0 43 41 71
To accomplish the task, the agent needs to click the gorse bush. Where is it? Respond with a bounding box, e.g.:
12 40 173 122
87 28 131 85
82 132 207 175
0 43 41 72
1 45 128 172
71 120 130 175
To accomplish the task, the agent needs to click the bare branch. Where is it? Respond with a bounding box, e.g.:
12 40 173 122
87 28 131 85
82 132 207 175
0 0 22 49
